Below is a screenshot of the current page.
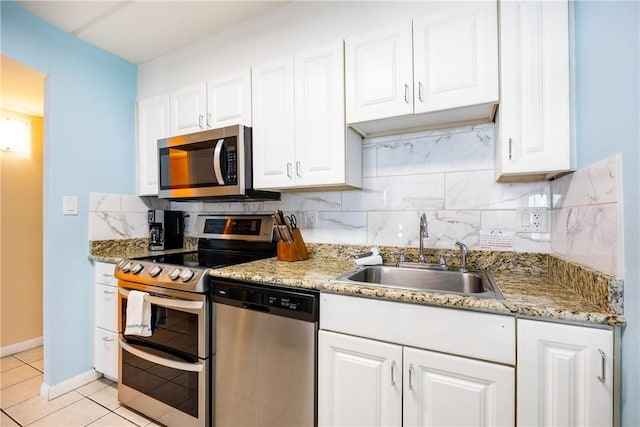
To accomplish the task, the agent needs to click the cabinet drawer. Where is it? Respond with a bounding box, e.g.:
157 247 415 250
94 262 116 286
320 293 515 365
95 283 118 331
94 328 118 380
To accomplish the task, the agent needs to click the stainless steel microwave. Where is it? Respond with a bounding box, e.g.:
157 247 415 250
157 125 279 201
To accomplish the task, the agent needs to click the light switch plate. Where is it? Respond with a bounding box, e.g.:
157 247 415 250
63 196 78 215
516 207 547 233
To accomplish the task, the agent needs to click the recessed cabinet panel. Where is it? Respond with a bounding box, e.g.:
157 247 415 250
517 319 613 427
318 330 402 427
137 94 169 196
207 69 251 128
345 22 414 124
403 347 514 426
497 0 572 180
413 2 498 114
169 82 207 136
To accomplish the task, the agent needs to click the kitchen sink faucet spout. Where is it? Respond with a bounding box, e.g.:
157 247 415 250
418 213 429 263
455 241 469 273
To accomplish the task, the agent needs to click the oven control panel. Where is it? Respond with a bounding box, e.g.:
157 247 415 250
115 259 209 294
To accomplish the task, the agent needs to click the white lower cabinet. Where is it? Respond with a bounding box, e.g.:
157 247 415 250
318 330 514 427
517 319 614 427
93 262 118 380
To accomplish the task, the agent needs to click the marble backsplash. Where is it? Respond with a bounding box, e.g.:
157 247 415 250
173 123 552 253
551 154 623 277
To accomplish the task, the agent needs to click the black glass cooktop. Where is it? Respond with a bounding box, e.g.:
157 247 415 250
135 250 270 269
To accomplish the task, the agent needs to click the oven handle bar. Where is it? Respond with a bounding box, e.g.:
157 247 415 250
118 288 204 311
119 339 204 373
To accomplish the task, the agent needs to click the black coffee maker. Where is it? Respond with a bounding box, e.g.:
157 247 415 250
148 209 184 251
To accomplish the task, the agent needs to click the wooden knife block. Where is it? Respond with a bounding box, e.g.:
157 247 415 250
277 228 309 262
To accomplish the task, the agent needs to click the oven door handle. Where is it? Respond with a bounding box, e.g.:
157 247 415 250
119 339 204 373
119 288 204 311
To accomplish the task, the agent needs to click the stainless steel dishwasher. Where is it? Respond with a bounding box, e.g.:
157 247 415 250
211 278 319 427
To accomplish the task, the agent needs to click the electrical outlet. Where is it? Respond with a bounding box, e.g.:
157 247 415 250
516 207 548 233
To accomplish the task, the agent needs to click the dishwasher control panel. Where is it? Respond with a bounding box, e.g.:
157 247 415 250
212 279 319 322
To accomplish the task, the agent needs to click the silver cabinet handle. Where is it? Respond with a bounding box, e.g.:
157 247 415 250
286 162 292 179
404 84 410 103
597 349 606 383
418 82 424 102
408 363 414 390
508 138 513 160
102 336 114 342
198 114 204 129
391 361 397 386
295 161 302 178
206 113 212 128
103 290 116 295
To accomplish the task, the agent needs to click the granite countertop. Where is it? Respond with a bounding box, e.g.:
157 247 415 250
89 239 625 327
208 255 625 328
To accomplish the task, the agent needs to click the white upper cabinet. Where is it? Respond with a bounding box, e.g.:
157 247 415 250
169 82 207 136
345 21 414 124
517 320 614 427
169 68 252 136
137 93 169 196
413 2 499 114
206 69 252 128
496 0 573 181
345 1 498 137
253 41 362 190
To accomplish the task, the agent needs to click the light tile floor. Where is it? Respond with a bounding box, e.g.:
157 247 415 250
1 347 160 426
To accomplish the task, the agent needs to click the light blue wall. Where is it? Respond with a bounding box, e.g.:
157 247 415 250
574 0 640 424
1 2 137 386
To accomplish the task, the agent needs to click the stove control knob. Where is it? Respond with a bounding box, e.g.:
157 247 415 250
180 269 195 282
169 268 182 280
120 261 133 273
149 265 162 277
131 263 144 274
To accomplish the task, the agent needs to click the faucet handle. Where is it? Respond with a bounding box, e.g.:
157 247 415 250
391 250 406 266
438 253 456 269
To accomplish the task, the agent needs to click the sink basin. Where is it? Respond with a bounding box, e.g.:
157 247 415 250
333 265 503 299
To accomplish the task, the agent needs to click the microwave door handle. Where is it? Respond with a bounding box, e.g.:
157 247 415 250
213 138 226 185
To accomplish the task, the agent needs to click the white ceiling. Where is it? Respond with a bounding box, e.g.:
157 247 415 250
15 0 291 65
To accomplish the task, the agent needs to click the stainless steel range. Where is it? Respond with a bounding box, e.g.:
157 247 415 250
115 214 276 427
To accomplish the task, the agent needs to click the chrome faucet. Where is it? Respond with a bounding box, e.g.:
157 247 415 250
418 213 428 263
455 241 468 272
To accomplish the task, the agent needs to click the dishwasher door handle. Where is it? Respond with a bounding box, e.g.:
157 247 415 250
242 303 270 313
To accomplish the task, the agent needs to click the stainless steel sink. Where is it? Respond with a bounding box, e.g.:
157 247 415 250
333 265 503 299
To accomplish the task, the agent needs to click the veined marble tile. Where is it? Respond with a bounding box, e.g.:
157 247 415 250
121 195 148 213
89 212 148 240
365 124 494 177
366 210 480 248
199 201 267 213
552 205 621 276
265 192 342 213
89 193 121 213
552 154 620 208
342 174 445 212
302 211 366 244
445 170 550 209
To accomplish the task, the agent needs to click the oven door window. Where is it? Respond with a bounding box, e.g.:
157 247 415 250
121 341 200 418
121 298 201 359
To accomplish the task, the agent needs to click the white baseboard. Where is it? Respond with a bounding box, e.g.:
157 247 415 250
0 336 43 358
40 369 102 401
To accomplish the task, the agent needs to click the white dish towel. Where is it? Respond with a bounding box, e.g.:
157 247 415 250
124 290 152 337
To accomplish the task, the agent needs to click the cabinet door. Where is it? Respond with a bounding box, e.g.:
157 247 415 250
318 330 402 427
294 41 345 187
169 82 207 136
497 0 571 179
345 21 414 124
413 2 498 114
207 69 251 128
136 94 169 195
251 56 296 189
94 328 118 380
517 320 613 427
404 347 514 426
